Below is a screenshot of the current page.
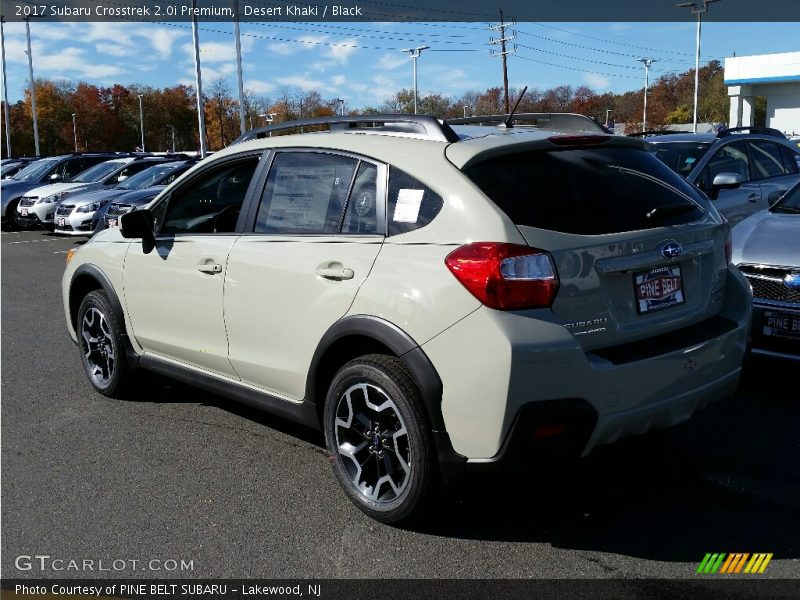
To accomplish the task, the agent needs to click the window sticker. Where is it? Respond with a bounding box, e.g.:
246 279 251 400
392 188 424 223
266 166 336 228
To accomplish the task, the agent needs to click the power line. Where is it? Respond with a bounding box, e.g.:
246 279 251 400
514 53 641 80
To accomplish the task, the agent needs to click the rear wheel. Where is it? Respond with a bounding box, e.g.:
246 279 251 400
324 354 436 524
77 290 132 398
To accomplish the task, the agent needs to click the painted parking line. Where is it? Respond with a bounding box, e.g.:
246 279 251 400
9 238 68 244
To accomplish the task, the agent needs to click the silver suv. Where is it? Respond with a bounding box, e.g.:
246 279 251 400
643 127 800 226
62 114 751 523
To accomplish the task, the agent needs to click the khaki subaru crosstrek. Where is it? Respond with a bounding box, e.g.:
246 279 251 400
62 114 751 523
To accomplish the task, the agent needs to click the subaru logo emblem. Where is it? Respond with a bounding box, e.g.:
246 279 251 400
661 241 683 261
784 273 800 289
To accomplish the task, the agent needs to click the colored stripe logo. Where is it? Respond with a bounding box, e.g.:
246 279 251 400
697 553 773 574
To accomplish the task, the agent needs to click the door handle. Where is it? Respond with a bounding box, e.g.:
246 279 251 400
316 266 355 280
747 194 759 203
197 263 222 274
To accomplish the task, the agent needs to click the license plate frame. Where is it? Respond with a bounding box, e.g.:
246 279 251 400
634 265 685 314
108 218 118 228
20 208 28 216
58 217 65 228
763 310 800 340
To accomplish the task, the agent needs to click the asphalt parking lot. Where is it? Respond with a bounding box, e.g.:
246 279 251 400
1 228 798 580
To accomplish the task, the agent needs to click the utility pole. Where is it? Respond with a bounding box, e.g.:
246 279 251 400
489 10 517 114
72 113 77 152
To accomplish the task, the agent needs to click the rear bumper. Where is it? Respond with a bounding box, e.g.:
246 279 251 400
423 267 751 464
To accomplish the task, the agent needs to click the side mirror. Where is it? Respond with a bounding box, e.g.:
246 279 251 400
120 209 156 253
49 173 61 181
116 175 128 182
711 172 744 190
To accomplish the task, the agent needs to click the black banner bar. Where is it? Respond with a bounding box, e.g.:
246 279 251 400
0 0 798 23
2 579 800 600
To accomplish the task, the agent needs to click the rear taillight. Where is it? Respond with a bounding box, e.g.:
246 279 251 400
445 242 559 310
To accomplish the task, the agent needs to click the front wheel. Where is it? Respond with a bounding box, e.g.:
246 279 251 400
76 290 132 398
3 199 23 231
324 355 436 524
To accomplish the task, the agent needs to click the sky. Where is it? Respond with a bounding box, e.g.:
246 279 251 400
1 20 798 109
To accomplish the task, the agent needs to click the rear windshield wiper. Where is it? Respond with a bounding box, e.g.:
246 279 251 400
646 204 699 220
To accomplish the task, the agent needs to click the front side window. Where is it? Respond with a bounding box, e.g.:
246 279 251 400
254 152 359 234
699 141 751 190
159 158 259 235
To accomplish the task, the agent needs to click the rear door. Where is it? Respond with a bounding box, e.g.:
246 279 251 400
748 140 800 206
224 150 385 400
463 144 728 351
694 140 764 225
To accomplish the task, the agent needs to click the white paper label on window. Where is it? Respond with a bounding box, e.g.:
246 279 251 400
392 189 424 223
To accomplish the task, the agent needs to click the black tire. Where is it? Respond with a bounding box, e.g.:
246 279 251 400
76 290 132 398
3 199 23 231
323 354 436 524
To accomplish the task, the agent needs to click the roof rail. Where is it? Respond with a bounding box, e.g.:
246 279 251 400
629 130 692 138
717 126 786 139
232 114 460 145
445 113 606 134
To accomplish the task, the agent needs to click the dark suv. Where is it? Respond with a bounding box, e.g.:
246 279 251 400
643 127 800 226
1 153 119 230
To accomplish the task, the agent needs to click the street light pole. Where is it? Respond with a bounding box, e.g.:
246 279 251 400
72 113 77 152
191 0 208 158
137 94 145 151
167 124 176 153
463 106 468 118
401 46 430 114
637 58 656 132
1 16 12 157
24 16 40 156
677 0 721 133
605 108 612 127
233 0 246 136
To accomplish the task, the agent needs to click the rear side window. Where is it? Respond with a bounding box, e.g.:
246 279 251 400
780 145 800 174
387 167 443 236
750 141 788 179
464 147 706 235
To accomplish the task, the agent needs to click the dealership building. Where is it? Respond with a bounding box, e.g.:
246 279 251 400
725 51 800 135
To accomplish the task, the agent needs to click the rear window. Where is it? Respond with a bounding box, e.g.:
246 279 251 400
464 147 707 235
